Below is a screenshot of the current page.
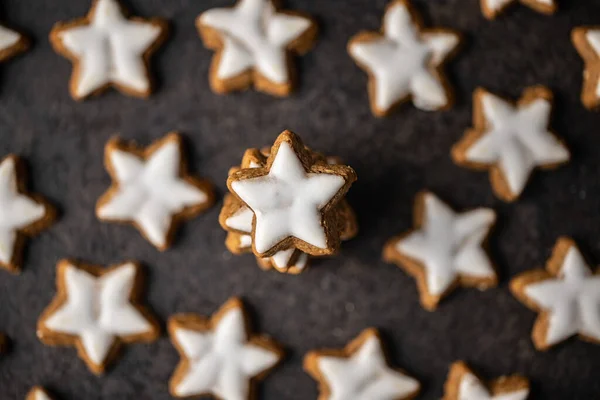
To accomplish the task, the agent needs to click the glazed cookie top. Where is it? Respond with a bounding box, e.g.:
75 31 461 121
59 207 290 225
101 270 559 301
228 130 356 257
26 387 53 400
37 260 159 374
168 298 283 399
198 0 316 94
480 0 556 20
49 0 168 99
511 238 600 349
304 328 420 400
348 0 461 115
0 25 26 61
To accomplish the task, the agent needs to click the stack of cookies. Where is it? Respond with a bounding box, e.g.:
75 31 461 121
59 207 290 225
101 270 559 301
219 130 358 274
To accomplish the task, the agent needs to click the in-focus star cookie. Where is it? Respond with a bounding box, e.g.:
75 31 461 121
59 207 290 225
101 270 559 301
384 192 497 310
348 0 461 116
452 86 569 202
572 26 600 110
480 0 556 19
0 24 28 62
227 130 356 257
0 155 55 273
197 0 317 96
168 297 283 399
304 328 420 400
96 133 214 251
37 260 160 375
510 237 600 350
443 361 530 400
26 387 54 400
49 0 168 100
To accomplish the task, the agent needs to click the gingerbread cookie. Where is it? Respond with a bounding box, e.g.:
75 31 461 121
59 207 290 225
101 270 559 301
37 260 160 375
227 130 356 257
0 24 28 62
452 86 569 202
304 328 420 400
26 387 54 400
480 0 556 20
443 361 530 400
572 27 600 110
168 297 283 399
0 155 55 274
383 191 497 311
49 0 168 100
197 0 318 96
510 237 600 350
348 0 461 116
96 133 214 251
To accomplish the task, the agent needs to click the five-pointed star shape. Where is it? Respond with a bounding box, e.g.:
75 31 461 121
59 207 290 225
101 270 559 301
168 297 283 399
37 260 159 375
384 192 496 311
197 0 316 96
304 328 420 400
452 86 569 202
348 0 460 116
0 25 28 62
445 362 530 400
228 131 355 257
0 156 54 273
96 133 214 251
26 387 54 400
572 27 600 110
511 237 600 350
480 0 556 20
49 0 168 100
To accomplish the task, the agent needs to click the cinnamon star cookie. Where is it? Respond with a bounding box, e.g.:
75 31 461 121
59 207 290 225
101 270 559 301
383 191 497 311
510 237 600 350
572 26 600 110
0 24 28 62
197 0 317 96
37 260 160 375
348 0 461 116
480 0 556 20
50 0 168 100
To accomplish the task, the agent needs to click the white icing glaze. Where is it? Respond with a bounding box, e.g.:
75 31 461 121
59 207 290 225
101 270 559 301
239 234 252 248
317 334 420 400
269 248 308 272
396 193 496 296
225 206 254 233
230 142 345 254
484 0 553 13
97 138 208 249
199 0 312 84
29 388 52 400
349 2 459 112
0 158 46 265
524 245 600 346
584 30 600 97
464 91 569 196
42 262 154 366
171 306 280 398
0 25 21 53
458 372 529 400
57 0 163 97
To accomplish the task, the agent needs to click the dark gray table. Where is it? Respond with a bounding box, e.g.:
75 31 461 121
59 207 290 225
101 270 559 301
1 0 599 399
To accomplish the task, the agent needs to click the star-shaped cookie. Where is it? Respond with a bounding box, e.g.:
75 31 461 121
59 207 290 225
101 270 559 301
572 26 600 110
443 361 530 400
168 297 283 399
452 86 569 202
0 24 28 62
304 328 421 400
96 133 214 251
480 0 556 20
510 237 600 350
227 130 356 257
49 0 168 100
37 260 160 375
0 155 55 273
384 192 497 311
26 387 54 400
197 0 317 96
348 0 461 116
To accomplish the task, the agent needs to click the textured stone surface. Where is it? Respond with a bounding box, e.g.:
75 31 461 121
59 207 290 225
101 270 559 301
0 0 599 399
